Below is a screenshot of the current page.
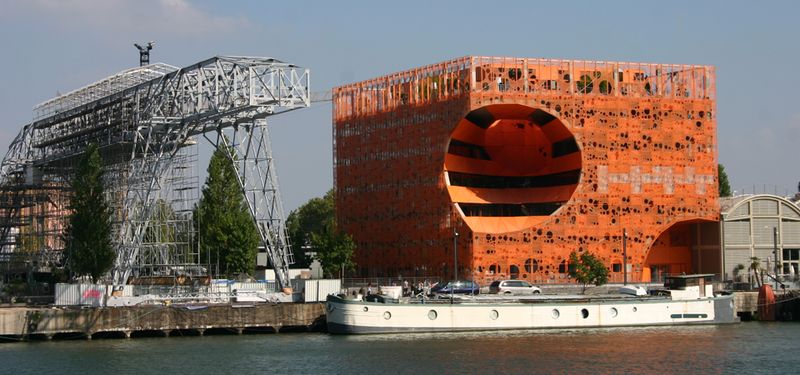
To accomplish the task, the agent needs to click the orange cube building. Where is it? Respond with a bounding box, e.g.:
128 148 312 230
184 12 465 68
333 56 719 284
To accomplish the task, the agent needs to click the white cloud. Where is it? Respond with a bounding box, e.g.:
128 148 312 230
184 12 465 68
6 0 251 36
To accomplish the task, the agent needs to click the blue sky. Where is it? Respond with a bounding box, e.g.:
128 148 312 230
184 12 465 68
1 0 798 211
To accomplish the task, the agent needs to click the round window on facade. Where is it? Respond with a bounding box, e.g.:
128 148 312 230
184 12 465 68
363 306 369 312
428 310 438 320
490 310 499 320
581 308 589 319
633 307 638 312
383 311 392 320
609 307 618 318
551 309 560 319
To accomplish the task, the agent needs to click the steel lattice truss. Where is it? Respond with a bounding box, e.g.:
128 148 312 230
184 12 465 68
0 56 309 290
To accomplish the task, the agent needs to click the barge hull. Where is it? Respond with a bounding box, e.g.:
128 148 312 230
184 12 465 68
326 295 737 334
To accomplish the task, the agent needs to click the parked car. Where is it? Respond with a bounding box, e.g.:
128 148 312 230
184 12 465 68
430 280 480 295
489 280 541 295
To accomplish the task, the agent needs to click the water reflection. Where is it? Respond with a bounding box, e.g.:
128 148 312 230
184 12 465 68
340 325 718 342
335 325 730 373
1 323 798 374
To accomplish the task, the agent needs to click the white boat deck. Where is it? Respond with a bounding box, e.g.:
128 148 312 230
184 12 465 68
357 292 672 306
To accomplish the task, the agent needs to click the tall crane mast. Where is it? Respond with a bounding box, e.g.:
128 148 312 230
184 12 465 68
0 56 310 291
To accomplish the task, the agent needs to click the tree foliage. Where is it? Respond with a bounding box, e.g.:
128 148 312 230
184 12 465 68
195 145 260 277
143 199 176 245
718 164 732 197
287 189 356 277
568 251 609 294
311 225 356 279
286 189 334 267
66 143 115 283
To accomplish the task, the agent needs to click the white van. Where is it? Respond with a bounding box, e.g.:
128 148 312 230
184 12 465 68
489 280 542 295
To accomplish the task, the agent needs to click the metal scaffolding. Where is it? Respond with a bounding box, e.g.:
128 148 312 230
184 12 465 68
0 56 310 290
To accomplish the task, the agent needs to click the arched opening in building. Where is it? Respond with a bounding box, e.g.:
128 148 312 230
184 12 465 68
444 104 581 233
644 219 720 283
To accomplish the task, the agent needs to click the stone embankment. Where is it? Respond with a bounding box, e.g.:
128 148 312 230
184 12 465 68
0 303 324 341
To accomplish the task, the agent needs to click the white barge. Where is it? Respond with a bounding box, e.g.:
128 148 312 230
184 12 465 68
326 274 738 334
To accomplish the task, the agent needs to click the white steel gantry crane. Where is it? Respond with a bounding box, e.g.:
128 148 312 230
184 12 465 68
0 56 310 292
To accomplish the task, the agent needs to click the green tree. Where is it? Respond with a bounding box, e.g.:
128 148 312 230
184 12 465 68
143 199 176 245
66 143 115 283
311 225 356 279
195 145 260 277
288 189 356 277
286 189 334 267
718 164 732 197
568 251 609 294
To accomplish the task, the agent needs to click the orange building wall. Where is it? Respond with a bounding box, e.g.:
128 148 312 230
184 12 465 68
333 56 718 284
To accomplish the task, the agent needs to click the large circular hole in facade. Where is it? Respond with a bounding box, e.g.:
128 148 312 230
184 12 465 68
444 104 581 233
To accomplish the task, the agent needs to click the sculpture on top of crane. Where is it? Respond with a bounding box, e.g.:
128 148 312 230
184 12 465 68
134 41 155 66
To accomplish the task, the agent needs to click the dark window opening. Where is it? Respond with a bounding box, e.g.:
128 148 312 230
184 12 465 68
460 202 563 217
524 258 539 273
552 137 579 157
599 80 612 95
612 263 622 272
448 169 580 189
529 109 556 126
577 74 593 93
465 108 495 129
448 139 491 160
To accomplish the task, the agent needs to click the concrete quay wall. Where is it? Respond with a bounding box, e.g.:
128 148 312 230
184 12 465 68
734 292 758 318
0 303 325 340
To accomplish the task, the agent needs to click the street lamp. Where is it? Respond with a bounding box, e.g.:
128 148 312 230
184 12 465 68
453 227 459 281
773 226 780 291
622 228 628 285
452 226 459 302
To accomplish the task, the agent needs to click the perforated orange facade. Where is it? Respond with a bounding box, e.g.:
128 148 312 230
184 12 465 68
333 56 718 284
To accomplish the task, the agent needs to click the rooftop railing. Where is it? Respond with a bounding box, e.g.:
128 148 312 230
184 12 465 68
334 56 715 120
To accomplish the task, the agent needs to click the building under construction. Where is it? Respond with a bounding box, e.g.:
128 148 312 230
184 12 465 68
333 56 720 284
0 55 310 291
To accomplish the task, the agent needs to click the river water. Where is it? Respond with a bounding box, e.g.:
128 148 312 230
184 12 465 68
2 322 798 374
